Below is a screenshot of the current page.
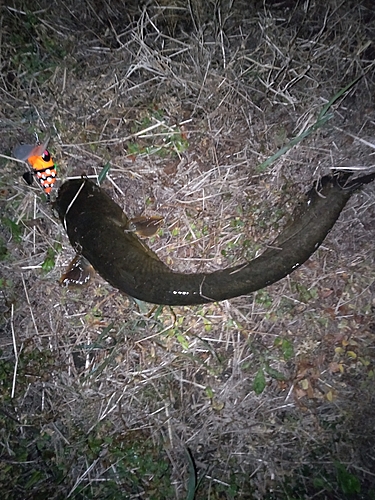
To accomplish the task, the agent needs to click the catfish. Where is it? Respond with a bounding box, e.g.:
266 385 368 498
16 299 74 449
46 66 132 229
54 171 375 305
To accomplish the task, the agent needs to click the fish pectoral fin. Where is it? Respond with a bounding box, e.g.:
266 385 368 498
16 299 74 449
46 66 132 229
128 215 164 237
60 254 94 287
109 212 163 237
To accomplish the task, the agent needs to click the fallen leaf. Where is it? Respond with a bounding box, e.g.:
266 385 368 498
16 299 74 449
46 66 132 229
329 362 344 374
294 387 307 399
346 351 357 359
326 390 334 401
300 379 309 390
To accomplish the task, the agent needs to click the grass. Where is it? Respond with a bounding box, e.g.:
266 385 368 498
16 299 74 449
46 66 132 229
1 0 375 498
0 389 175 499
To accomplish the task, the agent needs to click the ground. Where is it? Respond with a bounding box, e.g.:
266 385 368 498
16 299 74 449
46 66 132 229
1 1 375 499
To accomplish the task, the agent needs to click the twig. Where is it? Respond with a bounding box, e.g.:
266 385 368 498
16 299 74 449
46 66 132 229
21 274 39 337
10 304 18 399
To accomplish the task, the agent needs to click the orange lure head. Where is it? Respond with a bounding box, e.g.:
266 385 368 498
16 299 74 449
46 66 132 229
13 137 57 198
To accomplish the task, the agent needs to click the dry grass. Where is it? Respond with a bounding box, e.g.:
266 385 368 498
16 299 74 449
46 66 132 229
1 1 375 498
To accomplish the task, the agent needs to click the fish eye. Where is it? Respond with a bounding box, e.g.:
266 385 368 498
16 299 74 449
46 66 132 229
42 150 51 162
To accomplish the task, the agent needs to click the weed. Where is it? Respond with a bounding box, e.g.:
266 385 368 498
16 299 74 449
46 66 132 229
126 106 189 159
1 217 22 243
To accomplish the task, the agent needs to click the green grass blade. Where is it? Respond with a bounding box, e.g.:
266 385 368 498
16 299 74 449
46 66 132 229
185 447 198 500
257 75 363 172
98 162 111 185
317 74 363 121
257 113 332 172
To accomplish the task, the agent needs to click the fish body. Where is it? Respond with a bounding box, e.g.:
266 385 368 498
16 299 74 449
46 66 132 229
13 138 57 198
54 172 375 306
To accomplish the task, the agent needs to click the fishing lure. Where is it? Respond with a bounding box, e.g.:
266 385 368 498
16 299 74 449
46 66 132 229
54 170 375 306
13 136 57 199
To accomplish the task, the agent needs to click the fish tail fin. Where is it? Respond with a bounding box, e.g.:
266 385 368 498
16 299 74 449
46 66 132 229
332 169 375 191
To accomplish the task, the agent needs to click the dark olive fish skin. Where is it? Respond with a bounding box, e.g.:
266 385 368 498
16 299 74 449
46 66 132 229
54 173 375 305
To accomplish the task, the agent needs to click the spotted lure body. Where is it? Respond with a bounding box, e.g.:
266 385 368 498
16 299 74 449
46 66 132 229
13 137 57 199
54 172 375 305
